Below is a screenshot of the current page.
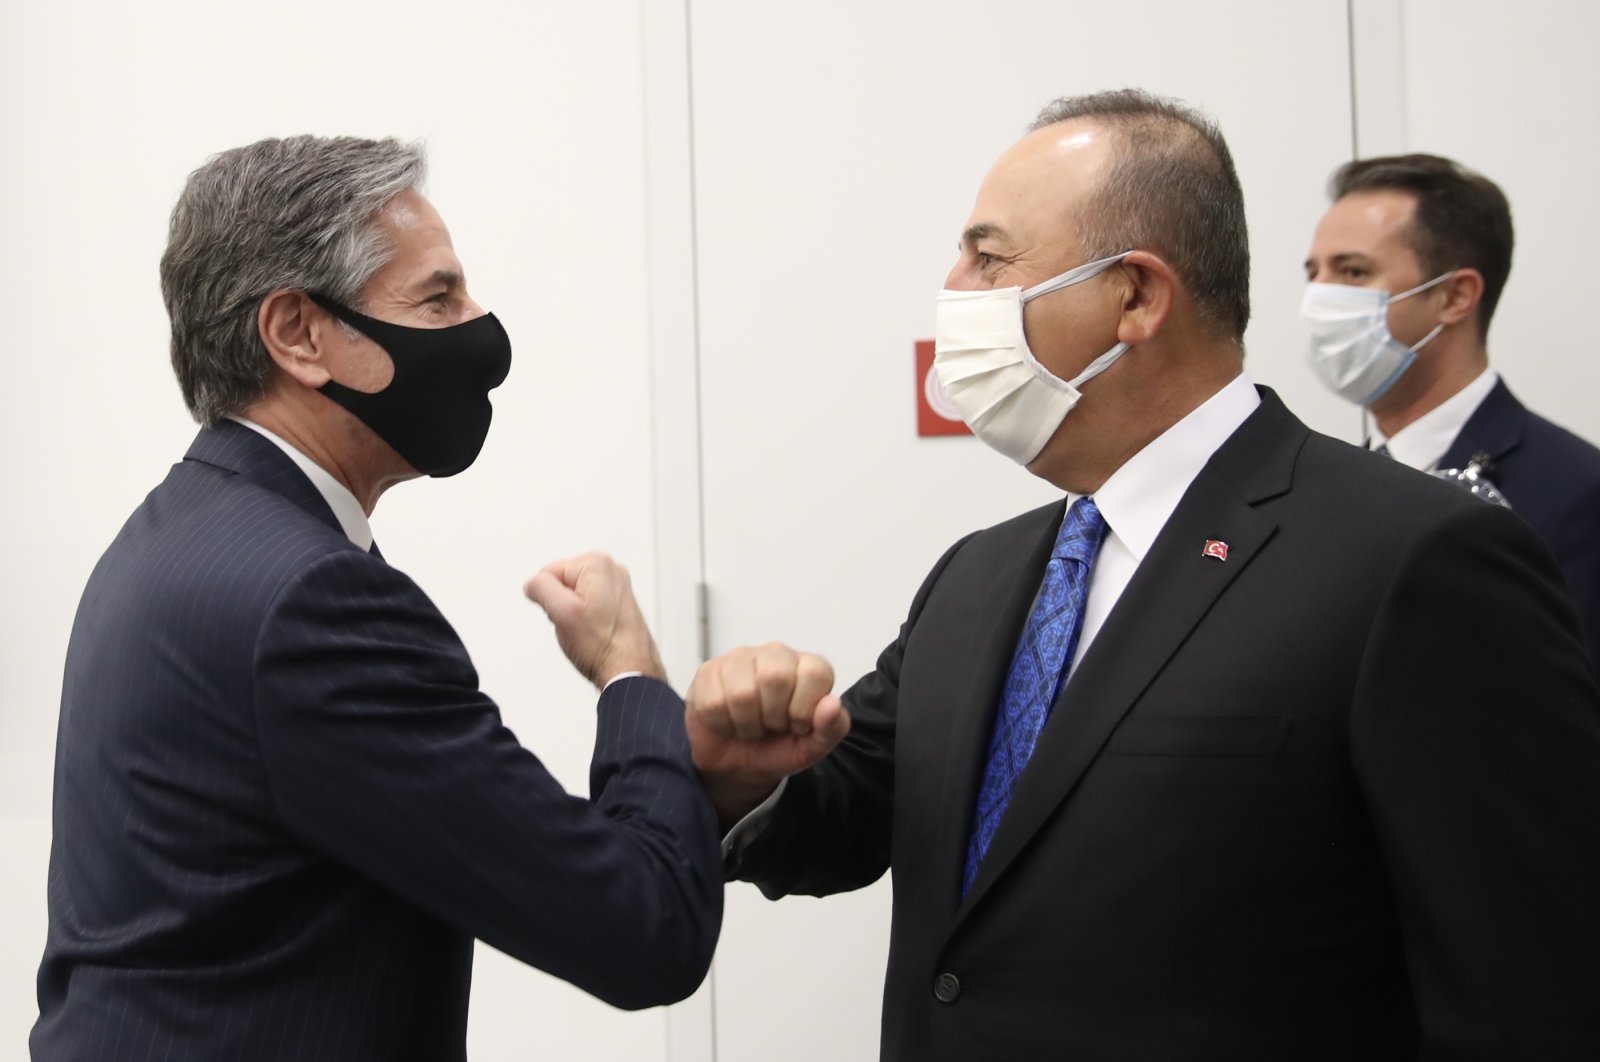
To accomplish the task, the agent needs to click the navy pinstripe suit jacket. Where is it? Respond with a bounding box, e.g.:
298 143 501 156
32 422 722 1060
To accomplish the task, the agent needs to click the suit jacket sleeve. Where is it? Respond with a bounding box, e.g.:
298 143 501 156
732 534 976 897
251 549 722 1010
1351 498 1600 1056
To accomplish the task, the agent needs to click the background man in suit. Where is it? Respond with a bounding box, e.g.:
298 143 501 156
685 91 1600 1060
32 136 722 1061
1303 153 1600 672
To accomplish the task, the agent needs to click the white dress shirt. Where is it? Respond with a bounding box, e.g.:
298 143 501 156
725 372 1262 854
224 415 374 551
1368 367 1499 472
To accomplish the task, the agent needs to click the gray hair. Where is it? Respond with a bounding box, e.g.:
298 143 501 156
159 135 427 425
1030 89 1250 340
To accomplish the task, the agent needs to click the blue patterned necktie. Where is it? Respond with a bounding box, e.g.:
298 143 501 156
961 496 1110 898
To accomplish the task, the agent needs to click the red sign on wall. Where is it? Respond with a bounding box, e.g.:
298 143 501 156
915 340 971 438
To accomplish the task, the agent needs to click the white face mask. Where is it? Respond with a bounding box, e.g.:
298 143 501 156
1301 271 1454 405
934 251 1131 465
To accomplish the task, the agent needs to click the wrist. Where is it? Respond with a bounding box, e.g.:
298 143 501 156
705 774 783 831
595 646 667 690
601 670 646 692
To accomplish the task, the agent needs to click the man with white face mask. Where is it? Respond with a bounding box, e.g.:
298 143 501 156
685 91 1600 1060
1304 153 1600 672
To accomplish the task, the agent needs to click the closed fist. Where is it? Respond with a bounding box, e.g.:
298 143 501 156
685 643 850 827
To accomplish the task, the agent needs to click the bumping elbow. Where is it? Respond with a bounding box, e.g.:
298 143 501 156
593 869 723 1011
599 913 720 1011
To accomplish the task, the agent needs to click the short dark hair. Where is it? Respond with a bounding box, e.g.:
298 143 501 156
1330 153 1513 338
1031 89 1250 340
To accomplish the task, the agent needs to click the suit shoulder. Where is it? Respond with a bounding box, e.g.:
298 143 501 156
904 498 1064 575
970 498 1063 543
887 500 1061 624
1287 429 1512 553
928 498 1061 572
1518 408 1600 484
95 459 368 622
1497 409 1600 555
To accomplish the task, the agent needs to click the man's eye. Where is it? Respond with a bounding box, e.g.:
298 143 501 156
1340 266 1368 280
976 252 998 269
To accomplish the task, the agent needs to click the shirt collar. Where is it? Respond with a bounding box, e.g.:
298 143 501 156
224 415 374 551
1369 367 1499 472
1073 371 1260 562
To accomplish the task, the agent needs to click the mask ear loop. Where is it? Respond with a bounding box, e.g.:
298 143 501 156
1408 322 1445 352
1388 269 1457 303
1021 251 1132 302
1386 269 1456 355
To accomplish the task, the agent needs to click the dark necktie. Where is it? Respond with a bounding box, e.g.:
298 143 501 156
962 496 1109 898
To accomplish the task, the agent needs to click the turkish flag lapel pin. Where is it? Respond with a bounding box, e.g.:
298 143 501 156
1202 539 1229 562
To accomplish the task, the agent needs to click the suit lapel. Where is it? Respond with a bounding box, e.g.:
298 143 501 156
953 391 1303 923
1439 378 1526 471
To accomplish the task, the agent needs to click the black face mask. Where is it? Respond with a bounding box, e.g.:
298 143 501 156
310 294 512 477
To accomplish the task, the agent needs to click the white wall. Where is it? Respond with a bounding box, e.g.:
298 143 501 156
1346 0 1600 443
1396 0 1600 441
1 1 1594 1059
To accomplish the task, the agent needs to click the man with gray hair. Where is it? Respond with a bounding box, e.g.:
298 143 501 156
32 136 722 1060
688 90 1600 1058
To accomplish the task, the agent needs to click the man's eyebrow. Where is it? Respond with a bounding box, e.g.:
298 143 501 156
962 222 1010 248
1304 251 1375 272
421 269 463 290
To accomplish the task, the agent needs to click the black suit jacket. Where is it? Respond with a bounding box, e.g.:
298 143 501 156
733 390 1600 1061
1438 377 1600 673
33 423 722 1061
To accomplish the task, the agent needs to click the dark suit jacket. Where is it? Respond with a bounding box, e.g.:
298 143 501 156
33 423 722 1061
732 390 1600 1061
1438 377 1600 673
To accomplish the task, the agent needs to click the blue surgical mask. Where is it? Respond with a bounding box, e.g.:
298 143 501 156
1301 272 1454 405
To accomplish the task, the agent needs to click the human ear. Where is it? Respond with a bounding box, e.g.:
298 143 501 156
1114 251 1177 345
1437 268 1485 327
257 290 335 388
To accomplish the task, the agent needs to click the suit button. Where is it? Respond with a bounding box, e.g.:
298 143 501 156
933 972 961 1004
